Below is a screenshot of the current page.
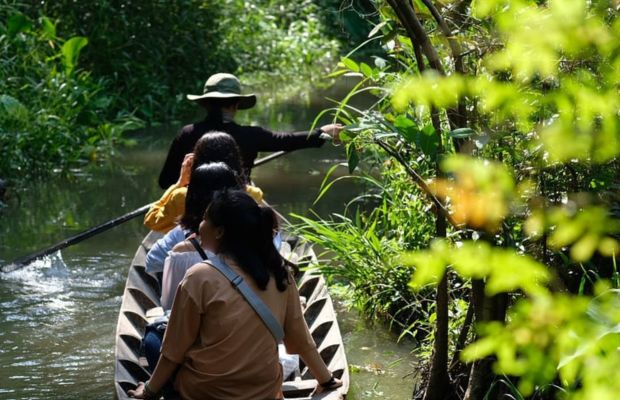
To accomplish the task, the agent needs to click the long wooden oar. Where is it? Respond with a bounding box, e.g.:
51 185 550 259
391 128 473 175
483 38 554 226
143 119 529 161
2 150 288 273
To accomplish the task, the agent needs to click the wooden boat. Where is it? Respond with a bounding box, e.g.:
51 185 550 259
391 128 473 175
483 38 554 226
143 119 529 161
114 230 349 399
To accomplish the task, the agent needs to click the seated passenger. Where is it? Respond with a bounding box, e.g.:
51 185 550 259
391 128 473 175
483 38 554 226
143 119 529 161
161 200 282 310
144 131 263 233
144 162 240 277
130 190 342 400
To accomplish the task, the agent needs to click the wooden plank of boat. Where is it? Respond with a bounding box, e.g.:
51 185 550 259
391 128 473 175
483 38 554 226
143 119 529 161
114 230 349 399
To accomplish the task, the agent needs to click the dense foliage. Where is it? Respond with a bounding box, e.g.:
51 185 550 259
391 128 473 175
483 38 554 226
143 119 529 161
1 0 377 182
0 7 142 179
295 0 620 399
27 0 376 120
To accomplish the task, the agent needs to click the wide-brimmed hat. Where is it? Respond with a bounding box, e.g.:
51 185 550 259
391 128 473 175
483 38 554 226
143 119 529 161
186 73 256 110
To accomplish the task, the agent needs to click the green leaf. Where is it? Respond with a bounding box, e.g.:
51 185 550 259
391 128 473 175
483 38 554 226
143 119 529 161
61 36 88 76
325 69 348 79
570 233 599 262
393 115 418 143
360 62 374 79
450 127 476 139
367 21 388 38
7 13 32 36
461 334 500 362
416 125 439 158
40 16 56 39
340 57 359 72
346 144 359 173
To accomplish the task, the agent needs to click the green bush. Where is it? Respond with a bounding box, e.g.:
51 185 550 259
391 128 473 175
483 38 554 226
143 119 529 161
0 8 142 179
28 0 361 120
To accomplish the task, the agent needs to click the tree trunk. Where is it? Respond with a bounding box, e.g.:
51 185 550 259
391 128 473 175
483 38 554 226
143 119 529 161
450 296 474 370
422 216 454 400
463 357 494 400
463 282 509 399
462 279 489 400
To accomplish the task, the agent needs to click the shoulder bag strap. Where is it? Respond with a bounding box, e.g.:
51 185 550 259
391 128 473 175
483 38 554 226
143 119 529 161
188 237 284 343
188 237 209 260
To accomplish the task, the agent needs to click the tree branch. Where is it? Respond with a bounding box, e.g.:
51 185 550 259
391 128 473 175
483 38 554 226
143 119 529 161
387 0 446 74
373 138 461 228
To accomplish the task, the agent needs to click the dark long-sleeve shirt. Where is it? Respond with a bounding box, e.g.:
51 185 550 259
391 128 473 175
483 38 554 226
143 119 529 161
158 119 325 189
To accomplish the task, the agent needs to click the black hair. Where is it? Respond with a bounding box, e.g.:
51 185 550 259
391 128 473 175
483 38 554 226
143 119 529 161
192 131 247 183
199 98 240 124
180 163 241 233
205 189 288 291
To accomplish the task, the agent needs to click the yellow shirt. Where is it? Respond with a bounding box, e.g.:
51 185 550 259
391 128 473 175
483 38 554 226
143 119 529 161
144 183 264 233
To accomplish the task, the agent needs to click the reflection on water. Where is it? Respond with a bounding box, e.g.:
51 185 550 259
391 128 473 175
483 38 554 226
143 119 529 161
335 297 418 399
0 80 416 398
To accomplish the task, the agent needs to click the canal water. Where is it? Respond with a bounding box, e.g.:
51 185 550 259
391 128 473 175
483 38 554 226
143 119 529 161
0 81 417 399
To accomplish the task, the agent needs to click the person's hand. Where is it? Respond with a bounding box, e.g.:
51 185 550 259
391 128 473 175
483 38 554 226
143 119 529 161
312 376 343 395
127 382 147 398
320 123 344 144
177 153 195 186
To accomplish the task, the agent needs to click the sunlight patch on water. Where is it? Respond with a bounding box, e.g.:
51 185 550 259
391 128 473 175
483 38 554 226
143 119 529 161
1 251 69 287
0 250 126 399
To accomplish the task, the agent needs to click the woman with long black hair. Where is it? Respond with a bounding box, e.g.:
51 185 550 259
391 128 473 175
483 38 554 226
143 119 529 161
130 190 342 399
144 161 241 276
145 131 262 234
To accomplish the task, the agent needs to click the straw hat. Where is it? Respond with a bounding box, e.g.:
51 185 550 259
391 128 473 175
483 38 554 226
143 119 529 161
186 73 256 109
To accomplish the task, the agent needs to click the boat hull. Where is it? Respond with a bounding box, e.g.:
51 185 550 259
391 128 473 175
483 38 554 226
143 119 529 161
114 231 349 399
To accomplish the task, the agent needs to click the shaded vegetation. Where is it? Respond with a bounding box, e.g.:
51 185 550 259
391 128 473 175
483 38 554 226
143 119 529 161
0 5 142 179
1 0 379 182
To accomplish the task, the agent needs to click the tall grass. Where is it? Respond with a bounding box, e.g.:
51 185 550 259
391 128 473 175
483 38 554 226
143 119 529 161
292 160 437 338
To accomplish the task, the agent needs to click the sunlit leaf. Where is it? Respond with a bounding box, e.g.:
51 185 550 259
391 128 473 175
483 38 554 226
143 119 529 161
598 238 619 257
570 233 599 262
368 21 388 38
61 36 88 76
40 16 56 39
340 57 359 72
360 62 374 79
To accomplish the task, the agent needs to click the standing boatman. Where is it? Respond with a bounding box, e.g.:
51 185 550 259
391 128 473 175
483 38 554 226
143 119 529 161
158 73 342 189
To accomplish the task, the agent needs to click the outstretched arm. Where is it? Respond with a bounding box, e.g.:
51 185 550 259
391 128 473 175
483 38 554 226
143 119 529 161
250 124 343 152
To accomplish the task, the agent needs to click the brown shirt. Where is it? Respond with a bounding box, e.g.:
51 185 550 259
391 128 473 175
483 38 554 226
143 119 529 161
160 258 316 400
